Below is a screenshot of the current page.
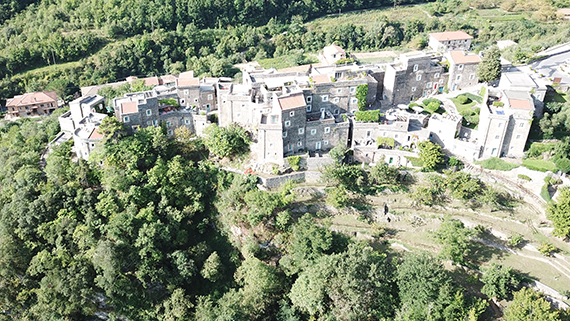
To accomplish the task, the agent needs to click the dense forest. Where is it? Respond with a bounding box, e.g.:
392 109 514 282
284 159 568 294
1 0 570 105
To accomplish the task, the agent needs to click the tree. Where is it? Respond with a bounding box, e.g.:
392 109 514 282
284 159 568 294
234 257 283 318
504 288 561 321
481 263 520 301
201 251 223 282
97 116 126 142
433 217 474 264
356 84 368 111
418 140 444 171
547 187 570 238
329 143 348 163
203 124 251 158
477 45 502 82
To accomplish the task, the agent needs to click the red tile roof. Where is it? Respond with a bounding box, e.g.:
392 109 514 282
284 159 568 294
278 93 306 110
161 74 178 83
179 71 194 78
176 78 200 87
449 50 482 64
89 127 104 140
143 76 163 86
121 102 138 114
430 31 473 42
312 74 331 84
6 91 57 107
509 99 532 110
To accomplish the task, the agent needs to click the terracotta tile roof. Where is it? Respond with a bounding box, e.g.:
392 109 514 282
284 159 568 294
143 76 163 86
121 102 138 114
429 31 473 42
509 99 532 110
160 74 178 83
89 127 104 140
179 71 195 79
449 50 482 64
176 78 200 87
6 91 57 107
312 74 331 84
278 93 306 110
323 44 345 56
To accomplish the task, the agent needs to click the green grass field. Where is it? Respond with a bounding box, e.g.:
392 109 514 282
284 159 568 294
477 157 519 171
522 159 557 172
257 54 319 70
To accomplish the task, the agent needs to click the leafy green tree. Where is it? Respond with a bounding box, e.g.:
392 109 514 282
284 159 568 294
201 251 223 282
433 217 474 264
328 143 348 163
547 187 570 238
418 140 444 171
477 45 502 82
234 257 283 318
203 124 251 158
320 162 365 192
97 116 126 143
481 263 520 300
504 288 561 321
356 84 368 111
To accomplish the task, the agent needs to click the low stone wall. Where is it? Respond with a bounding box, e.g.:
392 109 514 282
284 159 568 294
259 172 306 189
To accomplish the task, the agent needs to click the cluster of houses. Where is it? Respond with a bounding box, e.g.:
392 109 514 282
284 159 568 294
5 31 550 170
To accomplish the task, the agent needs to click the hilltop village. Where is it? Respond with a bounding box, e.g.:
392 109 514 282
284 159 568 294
11 30 548 176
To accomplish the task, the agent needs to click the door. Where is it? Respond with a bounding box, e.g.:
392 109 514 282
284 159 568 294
316 142 321 150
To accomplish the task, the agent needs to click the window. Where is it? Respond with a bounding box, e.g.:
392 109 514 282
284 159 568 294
306 105 312 112
297 141 303 147
208 94 213 100
271 116 277 124
412 87 417 92
426 82 432 89
168 130 173 135
434 73 440 78
416 74 422 81
90 143 95 148
153 120 158 126
283 131 287 138
367 130 371 137
288 144 293 151
395 134 399 139
299 128 304 134
322 95 329 102
350 87 356 93
335 72 342 79
236 113 241 118
439 79 444 84
194 98 199 102
132 126 139 132
181 99 185 105
413 64 418 71
351 98 358 104
285 121 291 127
290 111 295 117
498 122 503 128
320 108 326 113
337 88 342 94
307 96 312 103
146 109 152 116
311 129 317 135
456 75 462 81
124 116 130 122
241 103 246 108
516 135 521 139
324 127 330 133
184 90 189 95
324 140 329 145
185 119 190 124
495 135 500 139
519 123 524 128
469 74 475 80
146 121 152 125
167 121 172 127
334 109 339 115
458 64 464 70
316 141 321 150
333 97 340 103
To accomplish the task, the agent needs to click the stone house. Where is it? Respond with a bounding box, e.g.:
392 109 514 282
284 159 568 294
320 44 347 65
446 50 481 91
427 113 482 161
6 91 58 119
383 52 448 105
429 31 473 52
499 69 546 116
478 89 534 159
72 113 107 160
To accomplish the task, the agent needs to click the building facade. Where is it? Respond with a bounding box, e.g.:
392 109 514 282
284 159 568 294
429 31 473 52
6 91 58 119
446 50 481 91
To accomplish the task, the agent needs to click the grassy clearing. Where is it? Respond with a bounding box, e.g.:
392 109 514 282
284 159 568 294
307 6 427 29
522 159 557 172
477 157 519 171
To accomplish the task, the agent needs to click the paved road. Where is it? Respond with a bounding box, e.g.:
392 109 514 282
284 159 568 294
529 51 570 84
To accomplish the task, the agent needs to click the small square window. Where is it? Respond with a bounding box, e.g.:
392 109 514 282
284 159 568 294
495 135 500 139
337 88 342 93
334 109 339 115
498 123 503 128
434 73 440 78
146 121 151 125
299 128 304 134
168 130 173 135
519 123 524 128
185 119 190 124
320 108 326 113
324 127 330 133
456 75 462 81
333 97 340 103
124 116 130 122
184 90 189 95
285 121 291 127
311 129 317 135
288 144 293 151
307 96 312 103
426 82 432 89
351 98 358 104
413 64 418 71
306 105 312 112
324 140 329 145
208 94 213 100
194 98 199 102
350 87 356 93
283 131 287 137
322 95 329 102
146 109 152 116
412 87 416 92
469 74 475 80
167 121 172 127
458 64 464 70
181 99 186 105
241 104 246 108
153 120 158 126
237 113 241 118
297 141 303 147
290 111 295 117
516 135 521 139
416 75 422 81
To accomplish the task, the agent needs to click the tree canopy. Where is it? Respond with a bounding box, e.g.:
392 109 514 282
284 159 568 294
477 45 502 83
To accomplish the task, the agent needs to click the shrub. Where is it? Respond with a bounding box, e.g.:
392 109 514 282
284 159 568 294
537 242 557 256
540 184 551 202
377 137 395 149
457 95 470 104
526 142 556 158
517 174 531 181
448 156 463 168
409 102 419 108
355 110 380 122
287 156 301 171
492 101 504 107
508 233 523 247
460 109 474 117
326 186 350 208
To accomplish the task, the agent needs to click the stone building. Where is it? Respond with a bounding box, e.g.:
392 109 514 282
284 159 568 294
320 44 347 65
427 113 482 161
479 89 534 159
72 113 107 160
429 31 473 52
446 50 481 91
6 91 58 119
175 71 217 113
383 52 448 105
